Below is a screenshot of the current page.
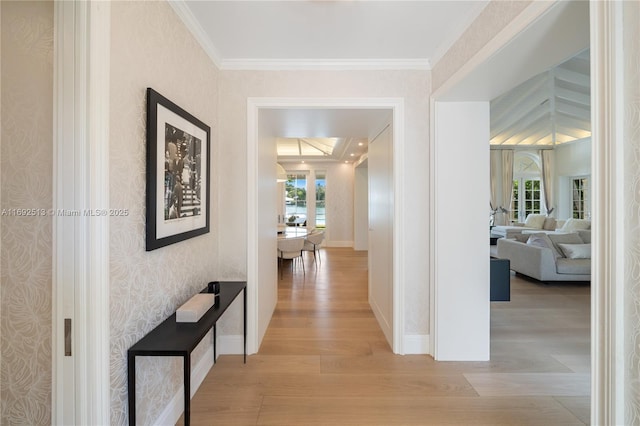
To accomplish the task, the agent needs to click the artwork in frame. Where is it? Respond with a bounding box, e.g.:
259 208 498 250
146 88 210 251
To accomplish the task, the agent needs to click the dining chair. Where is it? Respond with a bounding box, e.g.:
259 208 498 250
303 230 325 265
277 237 305 279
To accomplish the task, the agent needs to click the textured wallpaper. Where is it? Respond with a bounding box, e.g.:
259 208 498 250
109 1 219 424
0 1 54 424
431 0 531 91
624 1 640 423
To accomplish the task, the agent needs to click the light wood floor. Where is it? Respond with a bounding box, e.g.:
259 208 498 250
183 247 590 425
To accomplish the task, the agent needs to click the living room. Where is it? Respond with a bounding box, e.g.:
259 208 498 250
3 1 638 425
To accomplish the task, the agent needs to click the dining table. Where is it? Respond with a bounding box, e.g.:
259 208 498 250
277 225 309 239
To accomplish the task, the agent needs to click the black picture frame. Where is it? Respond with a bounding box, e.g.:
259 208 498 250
146 88 210 251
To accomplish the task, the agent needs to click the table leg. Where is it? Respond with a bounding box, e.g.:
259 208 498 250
128 353 136 426
213 324 217 364
184 354 191 426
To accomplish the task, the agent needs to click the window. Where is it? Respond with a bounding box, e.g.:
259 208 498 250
315 171 326 228
511 180 519 223
511 178 541 222
285 173 307 221
572 177 589 219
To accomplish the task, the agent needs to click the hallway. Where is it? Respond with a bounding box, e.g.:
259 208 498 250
184 247 589 425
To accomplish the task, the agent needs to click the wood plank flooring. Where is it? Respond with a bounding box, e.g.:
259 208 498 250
182 247 590 425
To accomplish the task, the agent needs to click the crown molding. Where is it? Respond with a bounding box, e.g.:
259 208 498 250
221 58 431 71
169 0 431 71
168 0 222 68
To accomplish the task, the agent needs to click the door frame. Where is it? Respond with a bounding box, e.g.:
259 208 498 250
247 97 405 354
52 2 110 424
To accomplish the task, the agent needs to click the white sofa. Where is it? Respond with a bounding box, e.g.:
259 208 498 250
492 216 591 239
496 230 591 282
491 214 558 239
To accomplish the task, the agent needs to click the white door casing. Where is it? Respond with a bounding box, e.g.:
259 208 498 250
247 98 405 354
52 1 110 424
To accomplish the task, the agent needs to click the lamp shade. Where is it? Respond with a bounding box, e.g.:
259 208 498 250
276 163 287 182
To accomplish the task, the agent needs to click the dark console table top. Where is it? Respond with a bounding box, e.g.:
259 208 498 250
128 281 246 356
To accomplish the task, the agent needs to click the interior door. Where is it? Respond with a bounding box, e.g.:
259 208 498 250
368 124 393 345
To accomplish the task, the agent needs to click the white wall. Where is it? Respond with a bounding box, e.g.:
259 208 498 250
256 130 279 345
368 125 394 346
554 138 592 220
354 165 369 251
433 102 490 361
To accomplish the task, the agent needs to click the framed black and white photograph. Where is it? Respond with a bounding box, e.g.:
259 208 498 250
146 88 210 251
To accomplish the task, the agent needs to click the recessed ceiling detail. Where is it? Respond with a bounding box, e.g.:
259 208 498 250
490 49 591 146
277 138 338 157
277 137 368 163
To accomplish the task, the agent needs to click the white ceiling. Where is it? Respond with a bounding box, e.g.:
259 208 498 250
179 0 488 69
260 108 390 163
173 0 590 160
490 49 591 146
173 0 490 163
260 108 390 138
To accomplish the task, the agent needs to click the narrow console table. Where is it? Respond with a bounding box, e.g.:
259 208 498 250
128 281 246 426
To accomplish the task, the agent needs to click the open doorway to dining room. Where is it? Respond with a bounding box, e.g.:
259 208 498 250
246 99 403 356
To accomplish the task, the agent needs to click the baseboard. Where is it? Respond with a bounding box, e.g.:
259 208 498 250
153 345 214 426
218 334 245 354
324 240 353 248
403 334 430 355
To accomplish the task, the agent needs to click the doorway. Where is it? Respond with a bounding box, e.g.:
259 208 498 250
430 0 590 361
246 98 404 354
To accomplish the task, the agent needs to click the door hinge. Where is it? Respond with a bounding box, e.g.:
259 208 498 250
64 318 72 356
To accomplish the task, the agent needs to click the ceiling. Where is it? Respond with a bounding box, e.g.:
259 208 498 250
174 1 489 163
173 0 591 159
276 137 368 163
260 108 390 163
490 49 591 146
180 0 488 69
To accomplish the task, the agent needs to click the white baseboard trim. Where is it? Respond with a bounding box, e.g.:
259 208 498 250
218 334 245 355
153 345 214 426
403 334 430 355
324 240 353 248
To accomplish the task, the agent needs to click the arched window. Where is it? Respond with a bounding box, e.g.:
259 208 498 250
511 152 544 222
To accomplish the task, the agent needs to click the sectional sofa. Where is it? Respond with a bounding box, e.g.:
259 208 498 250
496 230 591 282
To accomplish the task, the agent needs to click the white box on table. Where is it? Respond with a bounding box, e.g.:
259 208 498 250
176 293 217 322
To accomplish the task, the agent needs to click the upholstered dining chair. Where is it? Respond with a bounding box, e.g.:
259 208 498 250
277 237 305 279
303 230 325 265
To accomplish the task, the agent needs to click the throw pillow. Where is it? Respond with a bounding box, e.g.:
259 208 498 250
548 232 584 257
558 243 591 259
514 234 529 243
526 235 549 248
526 233 561 257
577 229 591 243
543 217 557 231
524 214 546 229
560 218 591 233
